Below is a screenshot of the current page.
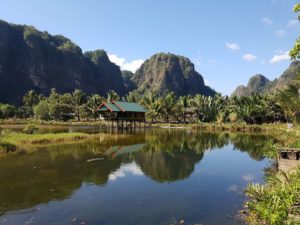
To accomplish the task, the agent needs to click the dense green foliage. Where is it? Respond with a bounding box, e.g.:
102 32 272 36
290 4 300 60
1 83 300 125
245 169 300 224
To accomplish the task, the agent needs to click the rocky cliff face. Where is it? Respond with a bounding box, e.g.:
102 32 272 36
132 53 216 96
0 20 126 104
232 61 300 96
232 75 271 96
121 70 137 93
274 61 300 90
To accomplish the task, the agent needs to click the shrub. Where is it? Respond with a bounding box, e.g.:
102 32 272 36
23 124 39 134
229 112 238 123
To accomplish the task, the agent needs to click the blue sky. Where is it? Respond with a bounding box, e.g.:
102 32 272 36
1 0 299 95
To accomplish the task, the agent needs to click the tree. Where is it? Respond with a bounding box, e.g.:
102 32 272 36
142 92 162 123
48 93 73 121
177 95 192 123
290 3 300 59
0 104 16 119
85 94 104 121
23 90 40 107
16 106 33 119
278 84 300 124
192 95 217 122
126 91 139 103
71 89 86 121
107 90 120 103
161 92 176 122
34 100 50 120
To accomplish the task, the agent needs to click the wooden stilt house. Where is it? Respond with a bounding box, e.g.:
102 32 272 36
96 101 147 128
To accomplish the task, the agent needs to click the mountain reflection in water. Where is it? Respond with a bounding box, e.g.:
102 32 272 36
0 129 273 225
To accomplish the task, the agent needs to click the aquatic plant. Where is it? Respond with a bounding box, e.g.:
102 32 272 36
245 170 300 224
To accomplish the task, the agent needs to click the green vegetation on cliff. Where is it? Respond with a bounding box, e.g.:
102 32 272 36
132 53 216 97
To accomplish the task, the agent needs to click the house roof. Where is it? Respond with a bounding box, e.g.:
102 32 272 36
113 101 147 112
97 101 147 112
97 102 121 112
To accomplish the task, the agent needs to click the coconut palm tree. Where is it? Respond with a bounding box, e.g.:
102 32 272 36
107 90 120 103
142 92 162 123
278 84 300 124
177 95 192 123
86 94 104 121
161 92 176 122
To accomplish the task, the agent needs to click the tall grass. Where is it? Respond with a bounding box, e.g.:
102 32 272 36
0 130 90 151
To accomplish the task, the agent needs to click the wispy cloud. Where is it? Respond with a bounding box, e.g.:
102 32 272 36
243 174 255 181
108 53 144 72
262 17 273 26
242 54 256 62
288 19 298 27
225 42 240 51
269 51 290 64
275 29 286 38
227 184 239 192
204 79 211 86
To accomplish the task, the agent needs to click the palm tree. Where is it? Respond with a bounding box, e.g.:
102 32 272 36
177 95 192 123
71 89 86 121
230 95 261 124
86 94 104 121
142 92 162 123
126 91 138 103
161 92 176 122
107 90 120 103
192 95 217 122
278 85 300 124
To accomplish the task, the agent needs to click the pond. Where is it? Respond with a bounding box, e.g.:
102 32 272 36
0 128 274 225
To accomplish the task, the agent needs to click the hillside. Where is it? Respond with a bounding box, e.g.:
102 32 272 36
0 20 126 104
132 53 216 96
232 61 300 96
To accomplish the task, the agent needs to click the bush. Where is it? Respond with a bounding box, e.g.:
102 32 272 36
23 124 39 134
229 112 238 123
34 100 50 120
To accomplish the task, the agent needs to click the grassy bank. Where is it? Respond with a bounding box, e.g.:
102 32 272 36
244 169 300 224
0 118 105 126
0 130 91 152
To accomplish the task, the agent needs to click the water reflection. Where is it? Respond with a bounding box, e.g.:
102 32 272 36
0 129 274 224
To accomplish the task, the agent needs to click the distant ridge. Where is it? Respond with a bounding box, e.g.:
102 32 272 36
232 61 300 96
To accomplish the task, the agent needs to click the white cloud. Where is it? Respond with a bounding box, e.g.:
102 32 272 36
204 79 211 86
242 54 257 62
225 42 240 51
269 51 290 64
275 29 286 38
227 184 239 192
288 19 298 27
243 174 255 181
262 17 273 26
109 162 143 181
108 53 144 72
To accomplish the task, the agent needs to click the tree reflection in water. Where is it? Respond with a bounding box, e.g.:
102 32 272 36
0 129 275 216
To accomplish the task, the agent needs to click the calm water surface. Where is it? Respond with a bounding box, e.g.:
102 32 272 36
0 128 274 225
